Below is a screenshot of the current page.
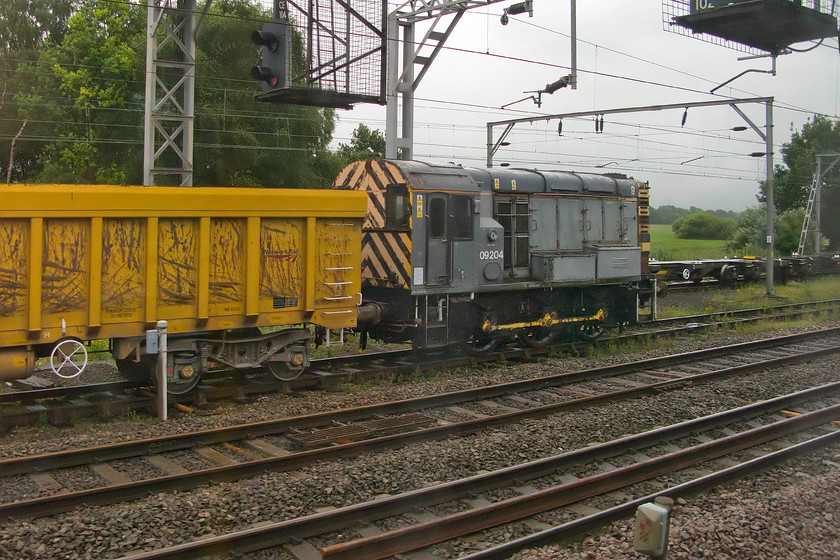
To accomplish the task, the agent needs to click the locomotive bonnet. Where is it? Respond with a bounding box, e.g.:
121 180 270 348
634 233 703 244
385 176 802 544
335 159 650 354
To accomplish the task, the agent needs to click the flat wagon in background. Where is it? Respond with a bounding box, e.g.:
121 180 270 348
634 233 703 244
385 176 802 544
0 184 366 392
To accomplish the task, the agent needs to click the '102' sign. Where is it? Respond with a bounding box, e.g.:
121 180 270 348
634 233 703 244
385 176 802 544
690 0 747 13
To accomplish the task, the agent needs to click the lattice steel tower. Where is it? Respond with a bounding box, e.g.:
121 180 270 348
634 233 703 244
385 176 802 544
143 0 199 187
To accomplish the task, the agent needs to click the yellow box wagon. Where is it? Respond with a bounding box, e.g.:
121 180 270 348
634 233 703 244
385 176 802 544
0 184 366 392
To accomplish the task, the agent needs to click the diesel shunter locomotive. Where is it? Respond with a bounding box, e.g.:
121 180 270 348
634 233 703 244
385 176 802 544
337 159 650 354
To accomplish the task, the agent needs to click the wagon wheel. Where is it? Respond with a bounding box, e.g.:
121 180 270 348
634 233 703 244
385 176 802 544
115 356 156 383
50 339 88 379
719 265 737 285
116 355 201 394
166 367 202 395
264 361 306 381
264 347 307 381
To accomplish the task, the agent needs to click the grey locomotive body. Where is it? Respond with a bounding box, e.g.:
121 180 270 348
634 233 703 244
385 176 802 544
335 159 650 353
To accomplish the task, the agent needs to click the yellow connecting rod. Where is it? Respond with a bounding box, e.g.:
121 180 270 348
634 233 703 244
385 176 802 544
481 308 606 333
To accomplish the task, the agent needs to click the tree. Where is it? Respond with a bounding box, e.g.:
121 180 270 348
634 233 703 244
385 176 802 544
0 0 72 52
337 124 386 163
724 204 806 256
671 213 736 240
3 0 344 188
0 0 73 182
4 0 146 184
193 0 340 189
649 205 740 225
764 115 840 250
649 205 688 225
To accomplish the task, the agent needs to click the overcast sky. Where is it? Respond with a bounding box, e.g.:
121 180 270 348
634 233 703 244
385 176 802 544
327 0 839 211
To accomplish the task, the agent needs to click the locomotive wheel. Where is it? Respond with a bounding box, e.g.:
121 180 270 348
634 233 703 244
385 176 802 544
577 323 605 342
517 310 560 348
462 332 500 356
518 326 559 348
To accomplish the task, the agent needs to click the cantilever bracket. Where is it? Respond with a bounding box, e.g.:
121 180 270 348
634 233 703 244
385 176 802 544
501 92 542 109
711 56 776 94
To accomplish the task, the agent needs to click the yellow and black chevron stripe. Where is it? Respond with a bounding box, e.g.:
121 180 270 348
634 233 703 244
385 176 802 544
637 182 651 272
333 160 413 289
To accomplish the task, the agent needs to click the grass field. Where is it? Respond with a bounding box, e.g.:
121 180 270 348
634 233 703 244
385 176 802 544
649 224 728 261
656 275 840 318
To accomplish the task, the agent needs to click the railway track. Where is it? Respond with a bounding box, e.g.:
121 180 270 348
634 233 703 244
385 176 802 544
1 298 837 430
1 327 837 525
114 382 840 559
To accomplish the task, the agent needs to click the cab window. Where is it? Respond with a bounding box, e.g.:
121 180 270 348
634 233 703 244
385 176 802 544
429 197 446 238
452 195 474 240
385 184 410 229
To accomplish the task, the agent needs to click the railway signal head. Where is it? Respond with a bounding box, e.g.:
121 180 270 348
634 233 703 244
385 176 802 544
251 20 289 91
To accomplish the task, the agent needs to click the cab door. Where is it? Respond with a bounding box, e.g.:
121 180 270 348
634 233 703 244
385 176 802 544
426 194 450 286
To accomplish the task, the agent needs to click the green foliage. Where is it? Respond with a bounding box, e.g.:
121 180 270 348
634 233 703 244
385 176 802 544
4 0 146 184
0 0 72 52
775 207 807 255
193 0 339 188
724 204 806 256
0 0 72 182
649 205 741 225
766 115 840 250
2 0 344 188
725 206 765 255
54 1 141 109
671 212 737 240
337 124 386 162
649 205 688 225
657 276 840 319
37 141 100 183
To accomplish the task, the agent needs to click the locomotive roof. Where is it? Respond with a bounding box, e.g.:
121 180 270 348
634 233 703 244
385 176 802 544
385 159 640 196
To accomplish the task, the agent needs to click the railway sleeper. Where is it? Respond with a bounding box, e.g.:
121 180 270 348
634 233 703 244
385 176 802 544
287 413 437 449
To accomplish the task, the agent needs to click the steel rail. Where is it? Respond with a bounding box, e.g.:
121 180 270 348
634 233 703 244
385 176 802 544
2 333 838 520
643 298 840 324
114 388 840 560
459 428 840 560
0 347 414 405
0 300 835 427
0 379 139 404
319 403 840 560
2 327 837 477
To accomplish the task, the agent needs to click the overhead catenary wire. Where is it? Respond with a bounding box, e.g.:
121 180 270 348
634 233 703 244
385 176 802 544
2 2 836 119
1 0 837 179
